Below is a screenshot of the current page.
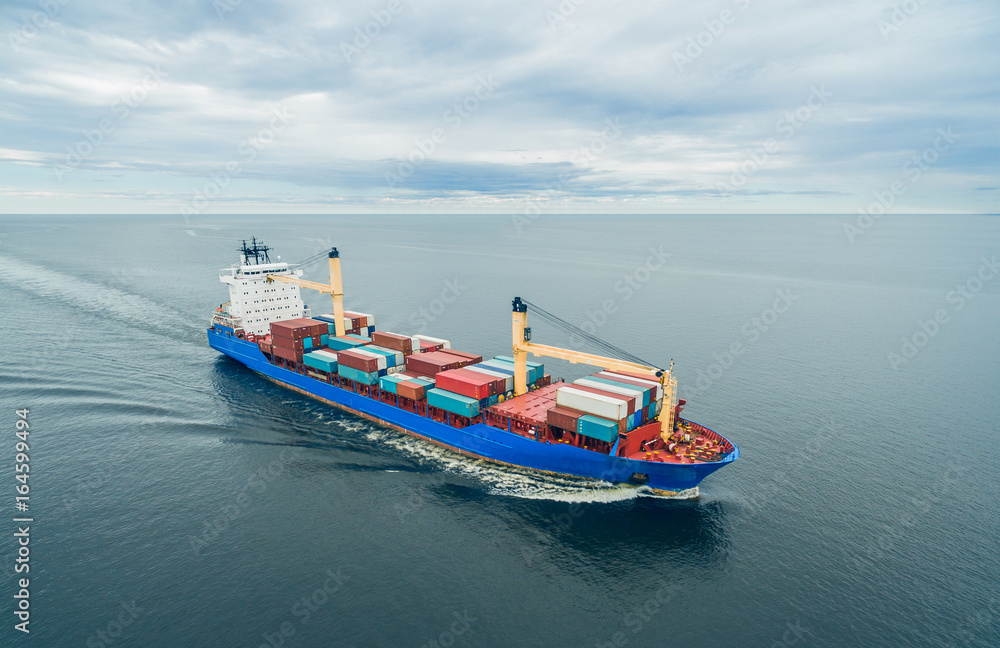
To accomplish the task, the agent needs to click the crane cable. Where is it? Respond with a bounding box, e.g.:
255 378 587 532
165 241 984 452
519 299 662 370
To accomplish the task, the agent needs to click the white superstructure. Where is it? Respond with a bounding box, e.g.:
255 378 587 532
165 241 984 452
215 238 307 336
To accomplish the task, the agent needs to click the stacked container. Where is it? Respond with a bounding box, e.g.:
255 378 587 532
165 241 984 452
439 349 483 364
413 335 450 350
303 350 338 373
405 351 474 376
435 368 497 401
427 388 480 418
371 331 414 354
270 318 328 363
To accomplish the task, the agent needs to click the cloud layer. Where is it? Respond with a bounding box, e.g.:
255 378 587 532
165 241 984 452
1 0 997 214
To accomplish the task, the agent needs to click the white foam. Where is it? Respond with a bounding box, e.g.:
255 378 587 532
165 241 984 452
0 256 203 339
366 427 699 502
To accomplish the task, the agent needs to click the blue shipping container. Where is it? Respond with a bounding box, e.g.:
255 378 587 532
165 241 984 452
577 415 619 443
427 388 480 418
339 365 379 385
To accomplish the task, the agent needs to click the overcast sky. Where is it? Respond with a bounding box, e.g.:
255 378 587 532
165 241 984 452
1 0 997 214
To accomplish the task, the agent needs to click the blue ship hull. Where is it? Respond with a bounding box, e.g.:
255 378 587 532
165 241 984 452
208 329 738 494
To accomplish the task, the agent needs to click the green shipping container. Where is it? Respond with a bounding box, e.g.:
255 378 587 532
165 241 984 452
328 337 365 351
303 337 313 350
427 388 480 418
303 352 337 373
339 365 379 385
320 334 329 345
577 415 619 443
379 375 404 394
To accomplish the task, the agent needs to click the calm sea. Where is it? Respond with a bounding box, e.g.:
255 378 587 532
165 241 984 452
1 214 997 648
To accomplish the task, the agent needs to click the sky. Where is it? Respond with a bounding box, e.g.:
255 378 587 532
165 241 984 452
0 0 997 215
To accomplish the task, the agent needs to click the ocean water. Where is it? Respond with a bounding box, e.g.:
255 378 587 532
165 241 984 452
0 214 997 648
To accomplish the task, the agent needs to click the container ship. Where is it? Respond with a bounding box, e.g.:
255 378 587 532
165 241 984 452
207 238 738 495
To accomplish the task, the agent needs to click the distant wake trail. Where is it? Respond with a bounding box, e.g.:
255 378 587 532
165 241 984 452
0 255 206 343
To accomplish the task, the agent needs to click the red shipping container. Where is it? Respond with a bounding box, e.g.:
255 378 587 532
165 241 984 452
272 345 302 362
419 340 444 352
569 383 636 415
337 349 380 373
372 331 413 353
436 369 492 400
451 368 502 395
546 406 584 431
439 349 483 363
404 352 464 376
396 380 427 401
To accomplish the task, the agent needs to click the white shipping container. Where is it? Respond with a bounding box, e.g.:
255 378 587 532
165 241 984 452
366 345 404 367
574 378 644 402
414 334 451 349
597 371 661 401
556 387 628 421
350 347 388 370
311 350 338 361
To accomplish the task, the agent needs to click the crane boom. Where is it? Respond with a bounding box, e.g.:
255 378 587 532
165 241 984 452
266 248 346 337
511 297 678 438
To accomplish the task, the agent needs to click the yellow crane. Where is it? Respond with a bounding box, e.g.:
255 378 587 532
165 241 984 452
265 248 346 337
510 297 678 439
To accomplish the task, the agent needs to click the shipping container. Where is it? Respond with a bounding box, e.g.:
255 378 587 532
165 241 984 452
556 386 628 421
345 333 372 343
271 345 302 363
396 380 427 401
575 377 648 407
546 406 584 431
463 365 515 393
435 369 493 400
363 345 403 368
347 347 389 371
596 371 662 401
493 356 544 382
404 351 467 376
427 388 480 418
303 351 337 373
485 357 539 385
439 349 484 363
327 336 367 352
568 382 636 415
414 334 451 349
577 415 619 443
337 349 382 373
339 365 379 385
379 374 408 394
371 331 413 354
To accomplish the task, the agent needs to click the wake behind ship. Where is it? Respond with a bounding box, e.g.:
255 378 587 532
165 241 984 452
207 238 738 495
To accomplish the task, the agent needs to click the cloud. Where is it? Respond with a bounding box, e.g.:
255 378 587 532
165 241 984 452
0 0 997 214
